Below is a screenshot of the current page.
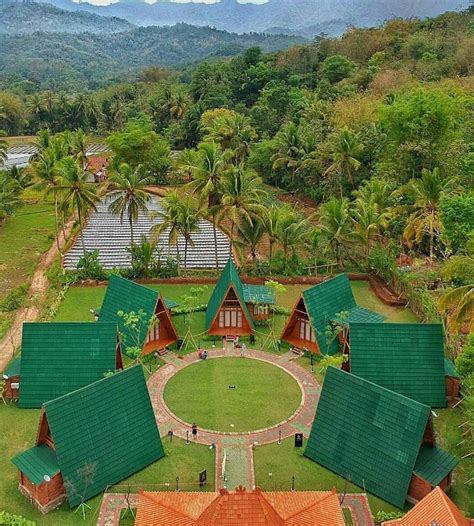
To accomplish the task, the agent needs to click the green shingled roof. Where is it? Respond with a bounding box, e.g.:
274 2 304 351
444 357 459 378
414 445 459 487
42 365 164 507
205 259 254 331
99 275 158 349
349 323 447 408
243 284 276 305
12 444 60 485
18 322 119 409
305 367 432 508
4 356 21 378
303 274 384 355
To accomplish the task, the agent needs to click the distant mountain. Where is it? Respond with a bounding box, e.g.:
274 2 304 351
0 23 305 90
42 0 471 36
0 1 134 34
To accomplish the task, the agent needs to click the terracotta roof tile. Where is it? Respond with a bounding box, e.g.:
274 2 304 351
382 486 470 526
135 487 345 526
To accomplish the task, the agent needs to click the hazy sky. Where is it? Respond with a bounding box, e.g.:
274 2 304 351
76 0 268 5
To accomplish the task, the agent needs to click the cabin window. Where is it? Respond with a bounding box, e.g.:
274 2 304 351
146 322 160 343
219 308 243 328
299 318 315 343
254 305 269 315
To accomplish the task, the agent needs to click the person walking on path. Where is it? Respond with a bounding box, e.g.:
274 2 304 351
240 343 247 358
192 423 198 440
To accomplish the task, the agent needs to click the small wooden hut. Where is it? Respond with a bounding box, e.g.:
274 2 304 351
2 356 21 401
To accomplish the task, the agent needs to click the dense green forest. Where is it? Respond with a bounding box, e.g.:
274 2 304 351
0 1 134 34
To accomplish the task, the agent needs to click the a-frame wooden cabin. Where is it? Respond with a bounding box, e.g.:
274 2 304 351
206 259 255 337
281 274 384 355
98 275 178 356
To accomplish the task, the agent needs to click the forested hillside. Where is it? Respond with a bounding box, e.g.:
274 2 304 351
0 1 134 34
0 24 305 90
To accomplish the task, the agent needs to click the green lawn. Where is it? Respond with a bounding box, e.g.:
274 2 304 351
253 438 406 516
163 357 302 432
0 201 56 338
0 403 215 526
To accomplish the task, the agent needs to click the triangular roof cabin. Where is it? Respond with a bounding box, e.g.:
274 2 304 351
206 259 255 336
304 367 458 508
349 323 447 407
12 365 164 513
98 275 178 356
18 322 122 409
281 274 384 355
135 486 345 525
382 486 471 526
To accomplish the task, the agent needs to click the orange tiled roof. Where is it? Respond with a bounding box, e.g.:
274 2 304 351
382 486 470 526
86 156 109 174
134 486 345 526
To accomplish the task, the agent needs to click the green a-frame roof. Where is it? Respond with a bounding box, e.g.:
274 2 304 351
99 275 159 350
303 274 384 355
13 365 165 507
305 367 457 508
18 322 120 409
205 259 254 331
349 323 447 407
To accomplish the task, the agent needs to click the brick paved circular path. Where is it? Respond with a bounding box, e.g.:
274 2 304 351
148 348 320 447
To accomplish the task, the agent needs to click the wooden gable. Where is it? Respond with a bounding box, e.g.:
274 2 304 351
208 284 253 336
281 296 319 354
143 296 179 356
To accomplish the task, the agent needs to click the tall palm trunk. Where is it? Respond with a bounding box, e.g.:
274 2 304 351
229 222 235 257
77 200 86 256
269 239 274 275
54 196 60 251
212 213 219 272
184 237 188 276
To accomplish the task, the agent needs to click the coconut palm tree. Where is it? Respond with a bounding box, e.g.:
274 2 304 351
275 208 310 270
54 158 99 256
70 129 89 170
152 189 183 268
324 128 363 196
271 122 305 187
262 205 282 273
215 166 267 256
403 167 456 263
107 163 153 251
237 215 265 263
318 197 351 269
177 196 201 275
186 142 225 270
438 284 473 333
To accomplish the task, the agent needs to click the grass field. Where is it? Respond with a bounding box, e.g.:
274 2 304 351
0 201 56 339
0 403 215 526
163 357 302 432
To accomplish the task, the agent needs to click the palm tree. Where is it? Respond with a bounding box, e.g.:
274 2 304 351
237 215 265 263
177 196 201 275
152 190 183 268
318 197 351 269
70 129 89 170
275 208 310 270
215 166 267 256
271 122 305 187
0 133 7 163
107 163 153 251
403 167 456 263
55 158 99 256
324 128 363 196
186 142 225 270
438 284 473 333
262 205 282 272
170 91 189 120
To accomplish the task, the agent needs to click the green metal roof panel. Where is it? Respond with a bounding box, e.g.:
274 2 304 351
304 367 431 508
303 274 384 355
243 284 276 305
12 445 60 485
205 259 254 330
4 356 21 378
350 323 447 408
414 445 459 486
444 357 459 378
18 322 119 409
333 306 385 326
164 298 179 310
99 275 158 349
43 365 164 507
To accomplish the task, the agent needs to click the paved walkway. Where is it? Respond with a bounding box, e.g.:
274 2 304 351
342 494 375 526
147 347 321 489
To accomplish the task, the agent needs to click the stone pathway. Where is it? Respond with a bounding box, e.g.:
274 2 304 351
148 347 320 491
341 494 375 526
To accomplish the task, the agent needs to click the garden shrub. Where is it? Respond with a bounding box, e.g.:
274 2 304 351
0 285 27 312
0 511 36 526
75 250 108 281
374 510 404 522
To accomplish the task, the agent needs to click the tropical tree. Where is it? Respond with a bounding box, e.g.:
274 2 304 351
186 142 225 270
215 166 267 256
275 208 310 269
403 167 456 262
438 284 473 333
262 205 282 271
323 128 363 196
318 197 351 268
54 158 99 256
177 196 202 275
70 129 89 170
107 163 153 251
0 172 21 223
237 215 266 263
271 122 305 187
152 189 183 266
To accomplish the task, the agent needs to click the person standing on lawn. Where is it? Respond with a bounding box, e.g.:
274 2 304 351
240 343 247 357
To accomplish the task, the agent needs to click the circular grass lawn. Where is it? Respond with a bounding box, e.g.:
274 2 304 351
163 357 302 433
